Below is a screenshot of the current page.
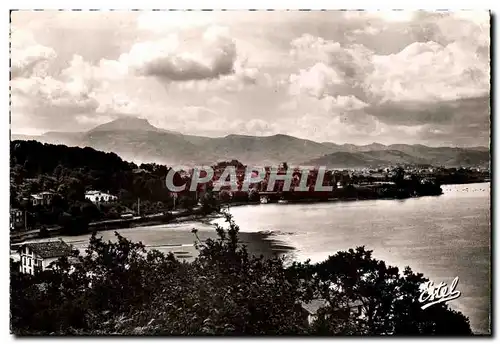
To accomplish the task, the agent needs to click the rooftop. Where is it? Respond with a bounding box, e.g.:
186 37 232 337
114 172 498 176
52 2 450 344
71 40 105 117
31 191 55 198
85 190 101 195
19 240 73 259
301 299 328 315
85 190 115 196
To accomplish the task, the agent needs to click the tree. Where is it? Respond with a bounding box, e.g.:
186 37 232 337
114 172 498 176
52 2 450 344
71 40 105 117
178 195 196 210
393 167 405 187
248 189 260 203
309 247 473 335
200 191 219 214
218 190 232 203
10 216 473 336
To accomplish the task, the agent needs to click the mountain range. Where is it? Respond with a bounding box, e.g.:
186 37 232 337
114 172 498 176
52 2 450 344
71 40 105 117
11 117 490 168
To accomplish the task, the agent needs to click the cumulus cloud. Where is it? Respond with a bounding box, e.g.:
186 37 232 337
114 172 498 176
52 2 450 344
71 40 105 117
10 28 102 132
10 26 56 78
366 40 489 103
10 10 491 146
11 50 137 132
10 14 261 134
289 63 344 98
288 30 489 105
289 35 373 103
11 56 100 113
282 11 490 145
131 13 269 91
174 58 261 93
11 72 99 131
121 25 237 82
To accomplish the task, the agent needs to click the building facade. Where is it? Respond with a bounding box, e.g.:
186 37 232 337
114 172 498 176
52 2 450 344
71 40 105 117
85 190 118 204
10 208 25 231
18 240 73 275
31 191 55 206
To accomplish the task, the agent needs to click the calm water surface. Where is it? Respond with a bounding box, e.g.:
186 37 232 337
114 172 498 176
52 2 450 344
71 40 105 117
22 183 490 334
216 182 491 334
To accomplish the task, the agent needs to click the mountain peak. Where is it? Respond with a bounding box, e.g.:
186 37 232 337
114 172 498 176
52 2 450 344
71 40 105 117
90 117 159 132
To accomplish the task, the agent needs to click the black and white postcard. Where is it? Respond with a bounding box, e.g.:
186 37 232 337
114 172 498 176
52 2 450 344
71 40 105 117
9 9 491 336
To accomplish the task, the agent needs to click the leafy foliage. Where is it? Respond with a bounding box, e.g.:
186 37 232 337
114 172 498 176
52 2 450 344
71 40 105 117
10 141 195 234
10 214 472 335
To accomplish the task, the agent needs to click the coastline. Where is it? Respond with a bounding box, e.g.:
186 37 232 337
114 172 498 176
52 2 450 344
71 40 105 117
10 208 296 260
8 197 416 244
10 183 490 334
10 181 489 247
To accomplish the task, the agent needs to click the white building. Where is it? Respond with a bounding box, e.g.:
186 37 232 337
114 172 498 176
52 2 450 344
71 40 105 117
17 240 74 275
31 191 55 206
85 190 118 204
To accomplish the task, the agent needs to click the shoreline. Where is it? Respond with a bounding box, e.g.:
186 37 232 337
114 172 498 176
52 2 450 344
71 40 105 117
10 181 490 246
9 197 418 244
10 183 490 334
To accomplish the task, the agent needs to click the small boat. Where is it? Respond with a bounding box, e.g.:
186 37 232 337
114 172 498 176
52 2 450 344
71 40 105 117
278 199 288 204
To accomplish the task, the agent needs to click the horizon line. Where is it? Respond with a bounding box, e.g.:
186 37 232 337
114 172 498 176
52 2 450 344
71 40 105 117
9 131 489 150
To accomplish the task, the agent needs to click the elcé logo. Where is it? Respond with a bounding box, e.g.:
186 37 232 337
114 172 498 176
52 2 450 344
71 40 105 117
418 277 461 310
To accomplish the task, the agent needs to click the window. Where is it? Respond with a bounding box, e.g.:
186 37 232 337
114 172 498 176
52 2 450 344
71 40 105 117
22 256 25 265
38 260 43 267
28 258 31 267
23 267 26 273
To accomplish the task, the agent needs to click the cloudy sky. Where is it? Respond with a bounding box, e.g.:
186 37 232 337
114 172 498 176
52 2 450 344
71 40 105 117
11 10 490 146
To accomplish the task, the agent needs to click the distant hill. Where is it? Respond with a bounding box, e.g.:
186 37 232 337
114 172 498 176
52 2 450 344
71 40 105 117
89 117 181 135
11 131 84 146
303 149 489 169
81 130 202 166
303 150 423 169
11 118 490 168
197 134 333 165
10 134 38 141
90 117 161 133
